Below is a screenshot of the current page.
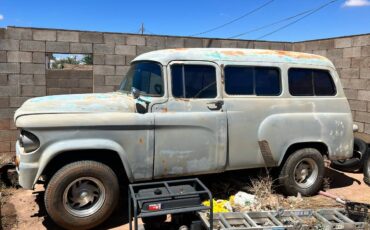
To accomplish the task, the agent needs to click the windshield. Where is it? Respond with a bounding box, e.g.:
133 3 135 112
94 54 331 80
119 61 164 97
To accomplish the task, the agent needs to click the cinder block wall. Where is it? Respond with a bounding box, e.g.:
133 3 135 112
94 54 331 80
293 35 370 133
0 26 369 160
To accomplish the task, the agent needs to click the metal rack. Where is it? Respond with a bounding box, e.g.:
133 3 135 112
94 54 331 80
198 209 369 229
128 178 213 230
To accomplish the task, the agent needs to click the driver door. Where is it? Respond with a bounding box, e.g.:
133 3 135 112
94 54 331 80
152 61 227 178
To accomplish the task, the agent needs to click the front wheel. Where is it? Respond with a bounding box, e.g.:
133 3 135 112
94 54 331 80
44 161 119 229
279 148 324 196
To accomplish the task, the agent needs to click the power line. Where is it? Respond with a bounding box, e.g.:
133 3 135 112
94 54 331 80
190 0 275 37
228 8 313 39
256 0 341 40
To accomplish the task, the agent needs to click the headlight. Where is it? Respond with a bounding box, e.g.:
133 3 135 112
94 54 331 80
19 130 40 153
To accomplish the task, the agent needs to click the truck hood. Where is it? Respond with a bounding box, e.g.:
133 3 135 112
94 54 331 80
15 92 136 119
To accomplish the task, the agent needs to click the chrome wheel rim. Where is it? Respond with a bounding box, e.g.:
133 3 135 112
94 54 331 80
293 158 319 189
63 177 105 217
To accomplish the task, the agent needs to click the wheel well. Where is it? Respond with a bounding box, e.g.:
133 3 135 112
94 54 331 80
41 149 129 184
280 142 329 166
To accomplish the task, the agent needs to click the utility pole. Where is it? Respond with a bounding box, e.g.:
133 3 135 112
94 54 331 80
139 23 144 35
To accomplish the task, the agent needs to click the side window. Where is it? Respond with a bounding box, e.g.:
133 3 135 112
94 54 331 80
224 66 280 96
289 68 336 96
171 64 217 98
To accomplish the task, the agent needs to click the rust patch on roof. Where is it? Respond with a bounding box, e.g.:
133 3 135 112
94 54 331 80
255 50 326 60
220 50 246 56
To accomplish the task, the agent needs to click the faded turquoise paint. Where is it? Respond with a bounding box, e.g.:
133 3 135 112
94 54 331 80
15 92 135 117
134 48 334 68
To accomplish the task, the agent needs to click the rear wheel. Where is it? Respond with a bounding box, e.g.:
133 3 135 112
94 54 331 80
331 138 367 172
279 148 324 196
364 149 370 186
44 161 119 229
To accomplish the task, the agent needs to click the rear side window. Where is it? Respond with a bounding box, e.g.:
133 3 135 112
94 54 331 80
171 64 217 98
224 66 280 96
288 68 336 96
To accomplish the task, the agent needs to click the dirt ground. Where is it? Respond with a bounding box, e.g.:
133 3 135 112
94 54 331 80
1 166 369 230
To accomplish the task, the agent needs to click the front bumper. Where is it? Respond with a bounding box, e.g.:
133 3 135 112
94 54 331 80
16 141 39 189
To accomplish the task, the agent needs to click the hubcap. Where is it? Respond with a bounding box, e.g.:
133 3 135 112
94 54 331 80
63 177 105 217
293 158 319 189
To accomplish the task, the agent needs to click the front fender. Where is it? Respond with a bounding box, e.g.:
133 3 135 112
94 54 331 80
34 138 134 186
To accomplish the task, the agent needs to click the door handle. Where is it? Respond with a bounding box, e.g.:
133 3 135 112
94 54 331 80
207 100 224 111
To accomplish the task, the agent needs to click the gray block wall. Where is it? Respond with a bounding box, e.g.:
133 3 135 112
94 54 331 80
0 26 369 159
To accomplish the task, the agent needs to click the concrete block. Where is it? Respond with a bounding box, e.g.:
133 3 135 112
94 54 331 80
254 41 270 49
126 35 145 46
358 90 370 101
351 58 361 68
360 68 370 78
7 51 32 63
362 46 370 57
343 47 361 58
0 74 7 85
353 35 370 46
312 50 327 56
334 37 352 48
94 86 115 93
46 41 70 53
318 40 334 50
0 97 9 108
165 37 184 48
19 74 34 85
368 102 370 112
341 78 369 89
0 28 5 39
0 39 19 51
126 56 135 65
20 40 45 52
59 79 79 88
33 30 56 41
292 42 306 52
0 141 10 152
78 79 93 88
93 65 115 75
146 36 165 47
332 58 351 69
116 66 130 76
93 44 115 54
355 111 370 123
236 41 254 49
137 46 156 55
343 89 358 99
21 63 45 74
269 42 285 50
57 31 79 42
32 52 46 63
9 97 30 108
105 54 125 65
103 33 126 44
93 75 105 86
0 118 10 130
326 49 343 60
7 74 19 85
105 75 122 85
0 86 18 96
0 63 20 74
339 68 359 78
34 74 46 85
348 100 367 111
220 40 238 48
5 28 32 40
184 38 203 48
115 45 136 55
360 57 370 68
283 43 293 51
71 88 92 94
80 32 103 43
21 85 46 96
47 88 70 95
0 51 6 62
70 43 92 53
365 124 370 134
93 54 104 65
203 39 221 48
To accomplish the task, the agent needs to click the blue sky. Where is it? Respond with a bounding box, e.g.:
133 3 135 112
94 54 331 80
0 0 369 42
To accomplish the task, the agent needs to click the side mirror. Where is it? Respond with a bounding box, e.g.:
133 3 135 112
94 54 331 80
132 88 141 99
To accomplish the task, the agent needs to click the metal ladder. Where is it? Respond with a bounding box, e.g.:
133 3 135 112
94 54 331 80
198 209 369 230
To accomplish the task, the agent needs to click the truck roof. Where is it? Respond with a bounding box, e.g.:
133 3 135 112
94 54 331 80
133 48 334 68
